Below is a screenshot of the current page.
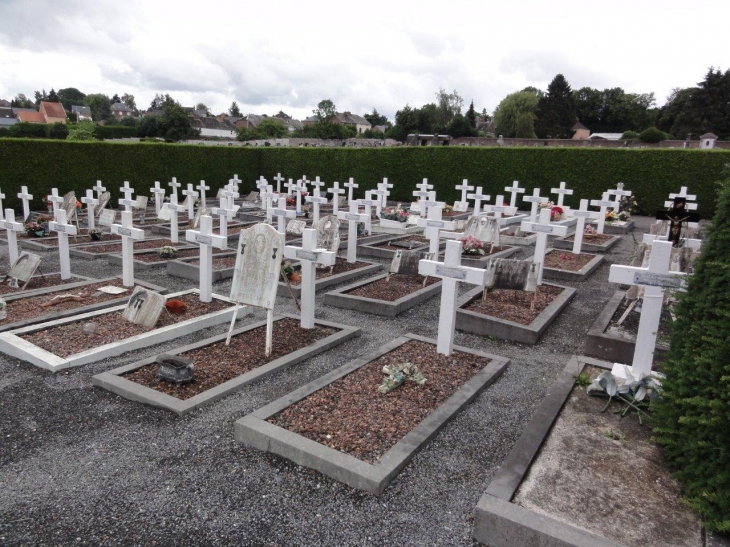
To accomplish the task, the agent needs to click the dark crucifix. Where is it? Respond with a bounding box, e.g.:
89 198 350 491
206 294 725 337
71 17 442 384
655 197 700 247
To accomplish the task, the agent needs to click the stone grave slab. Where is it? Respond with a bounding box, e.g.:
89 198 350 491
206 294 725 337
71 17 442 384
69 238 182 260
357 235 434 260
3 252 42 289
122 286 166 327
106 245 199 271
551 233 621 253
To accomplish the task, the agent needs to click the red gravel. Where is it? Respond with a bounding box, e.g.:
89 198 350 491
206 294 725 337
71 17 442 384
75 239 186 254
19 292 230 357
347 274 438 300
543 250 594 271
123 318 336 399
269 340 491 463
372 236 429 249
464 284 563 325
288 259 371 285
565 233 614 244
0 275 86 295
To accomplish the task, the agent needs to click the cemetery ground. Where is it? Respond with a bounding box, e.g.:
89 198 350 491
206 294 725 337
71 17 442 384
0 216 725 547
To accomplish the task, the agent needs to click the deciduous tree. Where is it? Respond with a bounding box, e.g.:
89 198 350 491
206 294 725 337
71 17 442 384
493 90 539 138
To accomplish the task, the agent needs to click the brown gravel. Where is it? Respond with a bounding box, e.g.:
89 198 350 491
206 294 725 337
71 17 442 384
19 292 230 357
288 258 371 285
189 255 237 269
5 279 129 323
269 340 491 463
544 250 595 271
132 247 228 263
75 239 186 254
565 233 614 244
347 274 439 300
0 274 86 295
372 236 429 249
464 284 563 325
26 231 125 247
123 318 336 399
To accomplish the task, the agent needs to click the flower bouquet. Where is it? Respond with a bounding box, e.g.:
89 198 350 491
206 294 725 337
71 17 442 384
24 221 45 237
381 206 409 223
285 195 295 207
158 246 178 259
550 206 564 221
461 235 486 255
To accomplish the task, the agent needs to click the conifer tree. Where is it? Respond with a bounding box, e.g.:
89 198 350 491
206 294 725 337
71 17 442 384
466 100 476 128
535 74 576 139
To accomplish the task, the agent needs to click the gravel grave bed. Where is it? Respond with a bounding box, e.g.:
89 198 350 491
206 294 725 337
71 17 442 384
607 296 675 345
544 250 595 271
347 274 439 300
449 244 513 258
189 255 237 269
133 247 228 263
123 317 336 399
28 232 124 247
269 340 490 464
76 239 186 254
289 259 371 285
372 236 429 249
0 274 86 295
464 284 564 325
565 233 615 244
21 228 93 245
5 279 128 322
19 292 230 357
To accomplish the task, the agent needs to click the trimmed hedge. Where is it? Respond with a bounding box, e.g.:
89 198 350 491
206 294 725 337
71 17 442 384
0 139 728 218
93 125 139 140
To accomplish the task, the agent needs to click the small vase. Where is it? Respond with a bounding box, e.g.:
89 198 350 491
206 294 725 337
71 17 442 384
46 205 53 212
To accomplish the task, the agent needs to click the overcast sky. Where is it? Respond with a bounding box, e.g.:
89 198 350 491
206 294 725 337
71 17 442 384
1 0 728 121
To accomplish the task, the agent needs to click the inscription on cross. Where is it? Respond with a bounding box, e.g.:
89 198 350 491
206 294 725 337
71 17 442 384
337 201 369 263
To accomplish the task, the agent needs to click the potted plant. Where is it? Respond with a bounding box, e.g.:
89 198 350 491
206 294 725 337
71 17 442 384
89 228 103 241
24 221 45 237
158 246 178 259
550 206 564 221
281 261 300 283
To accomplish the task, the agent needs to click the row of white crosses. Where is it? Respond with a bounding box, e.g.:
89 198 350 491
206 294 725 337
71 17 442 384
186 215 227 302
305 177 328 222
337 201 369 263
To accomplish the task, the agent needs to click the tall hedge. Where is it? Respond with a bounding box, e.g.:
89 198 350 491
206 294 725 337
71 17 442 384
653 165 730 532
0 139 728 217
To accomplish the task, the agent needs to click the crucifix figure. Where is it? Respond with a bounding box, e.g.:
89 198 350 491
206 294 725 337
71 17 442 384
119 181 136 212
269 196 296 233
327 180 345 215
17 186 33 222
467 187 490 216
656 197 700 247
49 209 78 280
163 194 186 243
504 180 525 209
81 189 99 230
150 181 165 215
197 180 210 208
182 184 199 220
337 200 369 263
550 181 574 209
3 209 25 265
111 210 146 287
590 192 618 235
344 177 358 204
273 173 285 194
186 214 227 302
522 188 548 223
520 208 568 284
417 205 456 255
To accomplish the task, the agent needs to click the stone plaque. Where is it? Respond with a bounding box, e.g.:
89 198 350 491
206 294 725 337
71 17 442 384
135 196 149 210
633 272 685 289
530 224 555 233
157 205 173 221
122 286 165 327
62 191 77 218
230 224 284 310
409 202 421 213
453 201 469 212
286 220 306 235
195 234 213 245
246 191 259 202
192 207 211 229
465 215 500 244
7 252 42 283
426 220 445 228
406 215 419 226
117 227 132 237
435 265 467 280
485 259 538 292
99 209 117 227
95 192 111 215
390 250 430 276
296 250 318 262
315 216 340 252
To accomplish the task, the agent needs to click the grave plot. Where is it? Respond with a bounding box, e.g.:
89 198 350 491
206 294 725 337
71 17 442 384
69 238 189 259
371 215 423 235
0 278 167 333
0 272 92 296
357 235 432 259
552 231 621 253
0 288 245 372
17 228 117 250
107 245 227 271
589 217 635 234
235 334 509 496
473 356 705 547
150 219 247 237
93 314 360 415
499 225 537 246
540 248 604 282
166 252 237 282
439 243 519 267
278 257 382 299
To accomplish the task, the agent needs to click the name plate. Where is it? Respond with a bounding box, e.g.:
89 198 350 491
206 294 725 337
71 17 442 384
360 200 375 206
435 265 467 280
344 213 361 221
573 211 596 217
524 197 545 203
117 227 132 236
195 235 212 245
272 209 287 217
490 207 508 212
372 190 385 195
633 272 684 289
594 201 614 207
120 199 136 206
530 225 555 233
308 197 328 204
427 220 445 228
296 250 318 261
611 190 631 196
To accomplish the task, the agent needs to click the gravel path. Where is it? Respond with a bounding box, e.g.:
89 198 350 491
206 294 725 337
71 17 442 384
0 217 664 546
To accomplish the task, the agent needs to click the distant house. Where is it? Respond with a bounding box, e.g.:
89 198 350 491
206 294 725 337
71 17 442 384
0 118 17 127
190 117 238 139
372 125 387 134
0 105 13 119
700 133 718 149
16 110 47 123
193 109 209 118
332 112 371 134
571 121 590 140
0 99 11 108
588 133 623 141
110 102 135 120
303 115 318 126
39 101 67 124
71 105 92 121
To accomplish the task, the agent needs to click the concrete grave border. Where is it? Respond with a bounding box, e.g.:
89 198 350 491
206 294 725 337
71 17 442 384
106 246 202 270
455 282 576 345
584 290 669 364
473 355 627 547
540 248 605 282
589 219 636 234
166 252 237 282
277 260 383 299
438 245 519 268
0 289 246 372
323 273 443 317
0 277 168 333
234 333 509 496
499 226 538 246
357 234 431 259
93 313 361 416
69 238 184 260
551 233 621 253
370 220 423 235
1 272 94 300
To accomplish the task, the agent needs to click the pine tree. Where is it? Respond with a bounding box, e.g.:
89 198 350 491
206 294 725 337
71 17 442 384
535 74 576 139
653 166 730 532
466 100 476 128
229 101 242 117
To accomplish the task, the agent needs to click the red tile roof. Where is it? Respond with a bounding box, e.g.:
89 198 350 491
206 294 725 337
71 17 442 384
41 101 66 119
17 111 46 123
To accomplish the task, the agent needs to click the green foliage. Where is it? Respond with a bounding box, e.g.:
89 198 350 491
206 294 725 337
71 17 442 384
446 114 478 138
48 123 69 140
652 165 730 532
639 127 666 143
57 87 86 111
493 91 539 138
575 86 656 133
535 74 577 139
84 93 112 121
229 101 242 117
670 68 730 140
66 128 95 141
121 93 136 111
574 372 592 387
7 123 50 139
292 122 356 140
256 118 288 138
515 112 536 138
621 130 640 141
11 94 34 108
93 125 138 139
313 99 336 122
364 108 388 127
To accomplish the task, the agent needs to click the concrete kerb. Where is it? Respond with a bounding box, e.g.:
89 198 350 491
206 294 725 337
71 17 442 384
0 277 168 333
370 221 423 235
357 235 430 260
0 289 246 373
1 273 94 301
540 248 605 282
323 273 443 317
69 238 181 260
473 355 624 547
437 244 519 268
499 226 537 246
166 252 237 282
455 283 576 345
584 290 669 364
336 233 392 251
277 261 383 299
93 313 361 416
589 219 636 234
234 333 509 496
551 234 621 253
106 246 199 270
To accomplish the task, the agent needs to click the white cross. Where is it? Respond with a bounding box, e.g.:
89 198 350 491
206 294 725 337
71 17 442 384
48 208 78 280
81 189 99 230
668 186 696 202
182 184 199 220
305 180 328 223
186 214 228 302
3 208 25 265
223 181 240 210
550 181 574 208
211 196 239 239
523 188 549 223
111 210 146 287
285 178 297 196
379 178 393 209
163 194 186 243
590 191 618 234
256 176 269 194
0 188 6 221
197 180 210 208
467 187 491 216
119 181 136 212
484 195 517 221
520 208 568 284
568 199 600 254
17 186 33 222
93 181 106 199
418 240 489 356
273 173 285 193
415 178 433 195
417 206 457 255
337 201 369 263
327 180 345 215
150 181 166 214
421 191 445 219
456 179 474 203
344 178 358 203
504 180 525 209
230 174 241 194
259 185 276 221
168 177 181 201
366 189 384 217
48 188 65 218
609 239 687 379
269 196 297 233
607 182 632 210
294 179 307 214
284 228 336 329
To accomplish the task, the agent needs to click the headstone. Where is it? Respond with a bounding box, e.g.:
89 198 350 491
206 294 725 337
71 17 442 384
485 258 538 292
210 196 238 239
314 216 340 253
186 214 227 302
62 191 77 220
192 206 212 229
269 197 296 234
520 208 568 283
3 209 25 265
294 179 306 214
93 180 106 199
286 219 306 235
484 194 518 221
47 189 64 217
48 209 77 280
461 215 500 244
504 180 525 209
417 205 456 255
453 201 469 212
95 191 111 216
134 196 149 211
356 197 375 235
168 177 181 201
122 286 165 327
305 179 328 222
273 173 285 193
412 179 434 209
344 177 358 204
467 187 490 216
163 194 186 243
246 191 260 202
337 201 368 263
17 186 33 222
98 209 117 228
390 250 430 276
5 252 42 288
111 210 145 286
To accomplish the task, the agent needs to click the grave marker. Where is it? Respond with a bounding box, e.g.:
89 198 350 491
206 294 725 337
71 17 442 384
80 190 98 230
337 201 369 263
17 186 33 222
484 258 538 292
390 249 431 276
504 180 525 209
523 188 548 223
379 178 393 209
467 187 490 216
98 209 117 229
456 179 474 204
286 219 306 236
182 184 199 220
305 179 328 222
47 188 64 217
484 194 517 221
95 192 111 217
119 181 135 212
607 182 632 210
590 191 617 234
520 208 568 283
344 178 358 204
269 196 296 233
150 181 165 214
273 173 285 193
111 210 146 286
314 216 340 253
4 252 42 289
550 181 574 208
186 214 227 302
122 286 165 327
168 177 181 201
327 180 345 215
48 209 78 280
163 194 186 243
294 179 306 213
3 208 25 265
210 196 239 239
417 206 456 255
197 180 210 208
93 181 106 199
356 197 375 235
568 199 600 254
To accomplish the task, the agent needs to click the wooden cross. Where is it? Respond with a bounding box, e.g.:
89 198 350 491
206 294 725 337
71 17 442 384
327 180 345 215
522 188 548 223
484 194 517 222
186 214 227 302
344 177 358 203
455 179 474 203
111 210 146 287
49 208 78 280
337 200 369 263
568 199 600 254
273 173 285 193
608 239 687 379
418 240 489 355
93 180 106 199
119 181 136 212
269 196 296 233
182 183 199 220
150 181 166 214
211 195 239 239
467 187 490 216
417 205 456 255
306 180 328 223
17 186 33 222
163 194 186 243
3 208 25 265
504 180 525 209
168 177 181 201
520 208 568 284
197 180 210 208
590 191 617 234
81 189 99 230
48 188 65 218
550 181 574 208
284 228 336 328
